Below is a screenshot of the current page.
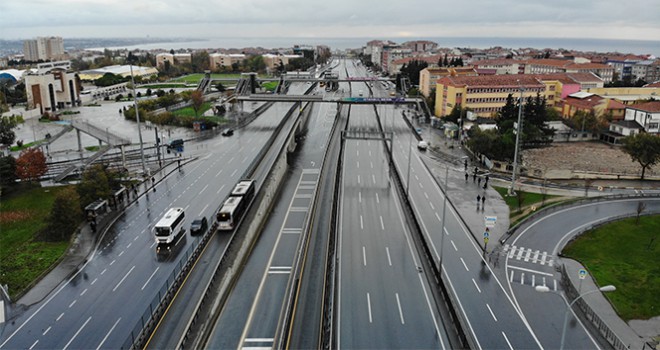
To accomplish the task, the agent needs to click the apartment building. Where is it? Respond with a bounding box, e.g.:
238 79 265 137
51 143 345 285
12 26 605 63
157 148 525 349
472 59 525 75
262 54 303 70
209 53 246 70
402 40 437 53
623 101 660 134
419 66 477 97
23 37 65 61
524 59 614 82
25 61 80 114
156 53 192 69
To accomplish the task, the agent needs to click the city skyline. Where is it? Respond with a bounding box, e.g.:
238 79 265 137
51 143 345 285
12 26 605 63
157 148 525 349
1 0 660 42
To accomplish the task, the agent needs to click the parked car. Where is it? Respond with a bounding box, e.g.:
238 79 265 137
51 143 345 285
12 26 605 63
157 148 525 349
222 128 234 136
417 140 428 151
190 217 208 235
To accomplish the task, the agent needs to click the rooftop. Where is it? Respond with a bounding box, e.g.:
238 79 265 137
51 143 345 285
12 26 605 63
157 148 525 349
627 101 660 113
437 74 545 88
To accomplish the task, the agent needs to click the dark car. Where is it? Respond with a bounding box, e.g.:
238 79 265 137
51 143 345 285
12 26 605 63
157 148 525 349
222 128 234 136
190 217 208 235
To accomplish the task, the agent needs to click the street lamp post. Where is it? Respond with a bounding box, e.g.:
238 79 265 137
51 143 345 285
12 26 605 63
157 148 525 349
439 164 449 267
129 62 147 176
535 284 616 350
508 85 524 196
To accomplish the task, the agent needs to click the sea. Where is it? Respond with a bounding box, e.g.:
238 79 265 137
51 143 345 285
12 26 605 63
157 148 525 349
88 37 660 56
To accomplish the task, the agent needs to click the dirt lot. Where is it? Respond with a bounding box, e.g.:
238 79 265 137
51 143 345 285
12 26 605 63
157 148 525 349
522 142 660 177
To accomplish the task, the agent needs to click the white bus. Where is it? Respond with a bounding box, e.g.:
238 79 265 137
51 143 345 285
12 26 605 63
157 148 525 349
154 207 186 245
217 179 256 231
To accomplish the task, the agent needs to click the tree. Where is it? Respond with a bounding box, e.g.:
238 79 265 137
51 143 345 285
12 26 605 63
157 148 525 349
190 90 205 119
0 155 17 193
0 116 17 147
621 133 660 180
45 187 82 241
15 148 47 182
77 164 112 209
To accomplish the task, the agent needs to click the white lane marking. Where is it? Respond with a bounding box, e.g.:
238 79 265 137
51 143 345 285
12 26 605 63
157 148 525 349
216 184 226 194
357 175 361 184
360 215 364 230
424 192 429 199
359 191 362 203
62 316 92 350
244 338 274 342
231 169 238 177
380 215 385 230
142 267 160 291
429 202 435 210
362 246 367 266
501 332 514 350
554 279 558 291
460 257 469 271
126 242 132 249
69 300 76 308
118 251 124 257
450 240 457 251
531 275 536 287
520 272 525 285
487 304 498 322
29 340 38 350
386 247 392 266
395 293 405 324
113 265 135 292
507 265 554 276
357 161 360 168
96 317 121 350
43 326 51 335
200 204 209 216
109 260 115 266
199 184 209 196
441 266 482 349
56 312 64 321
366 293 373 323
370 161 374 169
372 174 376 184
215 169 223 177
472 278 482 293
510 270 515 282
80 288 87 296
140 228 146 234
376 193 380 203
435 212 442 222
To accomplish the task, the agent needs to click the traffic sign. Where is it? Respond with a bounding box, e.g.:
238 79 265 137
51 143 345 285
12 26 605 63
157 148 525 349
484 231 490 239
484 216 497 228
579 269 587 280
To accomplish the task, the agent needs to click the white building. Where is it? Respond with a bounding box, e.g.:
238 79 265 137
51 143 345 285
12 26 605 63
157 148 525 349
624 101 660 134
25 61 80 115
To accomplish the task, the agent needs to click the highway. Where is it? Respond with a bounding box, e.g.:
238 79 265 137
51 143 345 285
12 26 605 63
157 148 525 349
335 60 449 348
205 79 337 349
0 83 306 350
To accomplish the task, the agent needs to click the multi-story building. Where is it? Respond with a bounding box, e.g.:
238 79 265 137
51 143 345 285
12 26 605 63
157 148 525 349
418 66 477 97
209 53 246 70
632 60 658 81
434 75 545 118
605 56 643 81
262 54 303 71
156 53 174 69
23 37 65 61
25 61 80 115
623 101 660 134
560 92 626 121
402 40 437 53
524 59 614 82
472 59 524 75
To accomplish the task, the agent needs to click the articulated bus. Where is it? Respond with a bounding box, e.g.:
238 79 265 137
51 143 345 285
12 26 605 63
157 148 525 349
154 207 186 245
217 179 256 231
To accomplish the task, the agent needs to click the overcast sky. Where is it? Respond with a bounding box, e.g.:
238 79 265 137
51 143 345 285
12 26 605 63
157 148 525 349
2 0 659 41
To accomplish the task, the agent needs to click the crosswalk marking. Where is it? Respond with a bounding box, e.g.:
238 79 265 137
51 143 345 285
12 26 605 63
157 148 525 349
503 245 554 267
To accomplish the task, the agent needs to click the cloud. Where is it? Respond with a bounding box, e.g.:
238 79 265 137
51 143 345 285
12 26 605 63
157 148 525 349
1 0 659 41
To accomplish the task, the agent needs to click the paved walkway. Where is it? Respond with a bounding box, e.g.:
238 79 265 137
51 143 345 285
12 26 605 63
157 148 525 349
416 121 659 349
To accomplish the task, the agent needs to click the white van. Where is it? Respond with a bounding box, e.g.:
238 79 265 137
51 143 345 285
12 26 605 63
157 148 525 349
417 141 428 151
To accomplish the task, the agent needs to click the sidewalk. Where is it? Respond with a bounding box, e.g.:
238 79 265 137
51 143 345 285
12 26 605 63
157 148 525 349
418 125 659 349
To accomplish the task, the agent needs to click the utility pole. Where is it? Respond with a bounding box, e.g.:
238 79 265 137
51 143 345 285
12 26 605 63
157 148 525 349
129 60 147 176
508 85 524 196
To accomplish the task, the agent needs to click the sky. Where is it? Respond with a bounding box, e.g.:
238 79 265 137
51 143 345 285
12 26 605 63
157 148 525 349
1 0 660 42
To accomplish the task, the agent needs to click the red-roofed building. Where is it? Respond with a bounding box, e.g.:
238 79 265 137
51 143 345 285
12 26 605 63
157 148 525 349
524 59 614 82
419 66 477 97
561 94 626 121
624 101 660 134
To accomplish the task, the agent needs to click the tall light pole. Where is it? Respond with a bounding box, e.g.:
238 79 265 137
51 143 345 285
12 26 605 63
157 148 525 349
508 85 524 196
439 164 450 267
129 61 147 176
405 128 413 196
536 284 616 350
